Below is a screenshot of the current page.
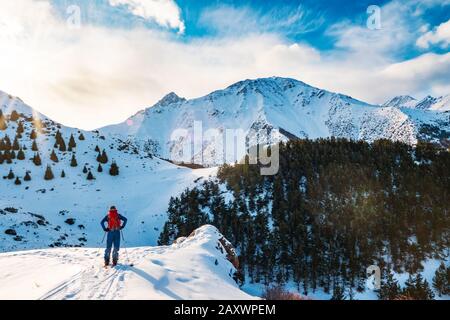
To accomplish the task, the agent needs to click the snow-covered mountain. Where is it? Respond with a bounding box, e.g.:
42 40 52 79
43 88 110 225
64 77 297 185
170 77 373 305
0 90 216 252
0 225 254 300
383 95 418 109
384 94 450 112
101 77 450 166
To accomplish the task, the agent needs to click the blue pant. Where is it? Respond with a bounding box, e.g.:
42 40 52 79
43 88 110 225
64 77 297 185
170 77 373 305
104 230 121 263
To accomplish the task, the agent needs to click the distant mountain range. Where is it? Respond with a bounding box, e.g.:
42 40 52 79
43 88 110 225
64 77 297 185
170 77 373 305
101 77 450 165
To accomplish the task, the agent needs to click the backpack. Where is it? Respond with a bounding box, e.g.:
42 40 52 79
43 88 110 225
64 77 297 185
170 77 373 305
108 209 121 230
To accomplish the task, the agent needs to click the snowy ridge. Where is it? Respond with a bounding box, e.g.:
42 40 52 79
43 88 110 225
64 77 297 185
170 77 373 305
383 95 417 109
0 225 255 300
101 77 449 166
384 94 450 112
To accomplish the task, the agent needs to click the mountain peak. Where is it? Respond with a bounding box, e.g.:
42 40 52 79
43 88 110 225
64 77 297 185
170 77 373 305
156 92 186 107
383 95 417 108
226 76 309 91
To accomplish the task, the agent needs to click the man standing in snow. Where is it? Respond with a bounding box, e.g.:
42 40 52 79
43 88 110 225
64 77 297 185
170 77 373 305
100 206 127 266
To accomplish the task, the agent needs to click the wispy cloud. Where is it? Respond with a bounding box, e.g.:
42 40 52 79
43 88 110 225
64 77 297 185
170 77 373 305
108 0 185 33
198 4 325 37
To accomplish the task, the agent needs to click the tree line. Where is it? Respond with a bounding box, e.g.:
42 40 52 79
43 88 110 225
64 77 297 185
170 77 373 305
159 138 450 299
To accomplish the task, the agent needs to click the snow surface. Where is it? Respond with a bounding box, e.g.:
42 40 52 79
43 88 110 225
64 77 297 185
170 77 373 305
0 225 255 300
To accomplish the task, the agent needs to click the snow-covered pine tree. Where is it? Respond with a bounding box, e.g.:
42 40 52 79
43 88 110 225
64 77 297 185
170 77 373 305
68 134 76 149
70 154 78 167
109 161 119 176
50 150 59 162
7 169 15 180
87 170 95 180
432 263 449 297
31 140 38 151
24 171 31 181
33 153 42 166
30 129 37 140
378 271 401 300
44 165 54 180
17 148 25 160
12 137 20 150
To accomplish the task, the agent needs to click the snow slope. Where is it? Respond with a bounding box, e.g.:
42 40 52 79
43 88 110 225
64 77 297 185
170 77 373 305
0 225 254 300
101 77 449 166
0 91 216 251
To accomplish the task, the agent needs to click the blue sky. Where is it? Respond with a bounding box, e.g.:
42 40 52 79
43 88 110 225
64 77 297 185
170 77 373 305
51 0 449 58
0 0 449 129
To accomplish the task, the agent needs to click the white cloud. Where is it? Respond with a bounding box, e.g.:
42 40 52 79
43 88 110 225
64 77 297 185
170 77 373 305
0 0 448 130
417 19 450 49
108 0 185 33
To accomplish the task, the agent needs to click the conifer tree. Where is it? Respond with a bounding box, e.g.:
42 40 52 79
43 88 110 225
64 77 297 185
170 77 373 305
403 274 435 300
95 145 100 153
0 151 3 165
17 148 25 160
14 177 21 185
82 166 88 174
50 150 59 162
24 171 31 181
68 134 76 149
7 169 15 180
31 140 38 151
4 150 12 164
79 133 85 140
70 154 78 167
61 170 66 178
3 136 11 150
59 138 66 152
12 137 20 150
33 153 42 166
55 130 62 143
97 163 103 173
30 129 37 140
378 271 401 300
44 165 54 180
432 263 449 297
10 110 20 121
0 110 7 130
17 121 24 134
331 285 345 300
87 170 95 180
97 150 109 164
10 150 16 159
109 161 119 176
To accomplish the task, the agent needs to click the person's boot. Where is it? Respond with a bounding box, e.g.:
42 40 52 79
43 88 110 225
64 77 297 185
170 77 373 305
112 258 118 267
104 259 110 267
